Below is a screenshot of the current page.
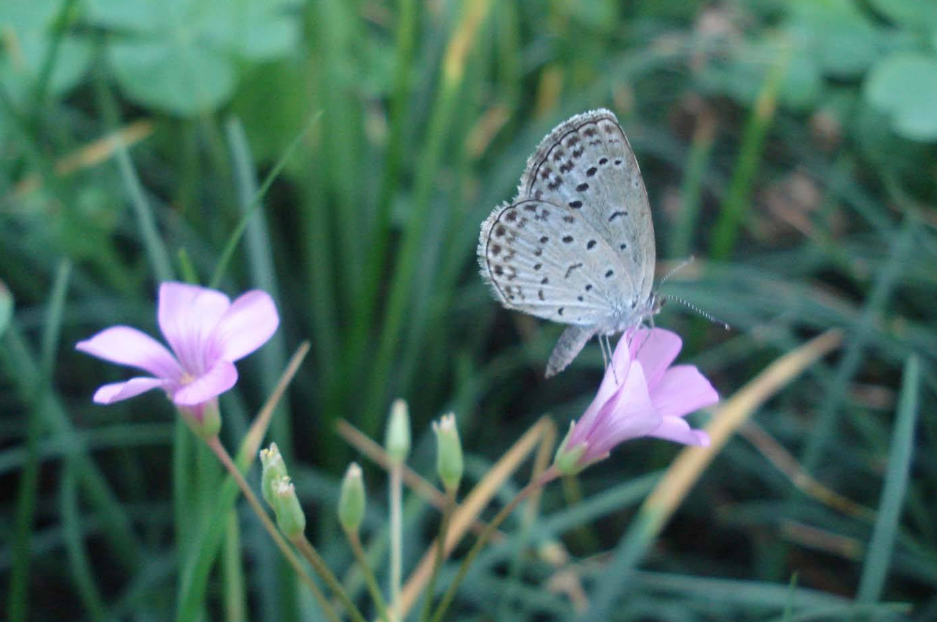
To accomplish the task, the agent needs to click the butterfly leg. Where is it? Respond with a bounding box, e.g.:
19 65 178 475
604 334 620 384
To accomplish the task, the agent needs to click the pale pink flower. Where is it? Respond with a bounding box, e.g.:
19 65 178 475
76 282 279 410
556 328 717 471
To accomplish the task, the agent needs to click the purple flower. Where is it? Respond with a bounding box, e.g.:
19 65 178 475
76 282 279 411
556 328 718 471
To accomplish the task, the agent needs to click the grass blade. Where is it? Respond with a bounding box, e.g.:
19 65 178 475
710 51 787 261
60 461 108 622
7 259 71 622
857 355 920 603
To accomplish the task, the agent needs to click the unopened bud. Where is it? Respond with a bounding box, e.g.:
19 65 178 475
553 421 586 476
273 476 306 537
338 463 366 532
433 413 463 492
385 399 411 464
260 443 288 508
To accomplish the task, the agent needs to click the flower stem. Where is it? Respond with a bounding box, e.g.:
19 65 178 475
419 489 454 622
390 464 403 620
292 534 369 622
429 469 557 622
345 529 390 622
204 436 340 622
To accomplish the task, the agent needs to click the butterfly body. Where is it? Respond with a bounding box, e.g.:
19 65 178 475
478 109 658 377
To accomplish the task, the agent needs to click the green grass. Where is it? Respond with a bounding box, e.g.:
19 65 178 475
2 0 936 620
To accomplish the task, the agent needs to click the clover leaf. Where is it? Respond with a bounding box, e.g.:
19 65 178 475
864 52 937 141
0 0 91 106
86 0 301 116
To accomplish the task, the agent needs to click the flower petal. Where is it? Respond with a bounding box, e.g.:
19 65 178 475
650 365 719 420
648 417 710 447
212 290 279 362
577 362 660 461
92 377 168 404
172 360 238 406
158 282 230 375
76 326 181 380
574 334 635 438
600 362 660 443
630 328 682 388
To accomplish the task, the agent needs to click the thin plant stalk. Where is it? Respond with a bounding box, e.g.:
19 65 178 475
345 529 390 622
430 468 558 622
292 534 369 622
419 489 455 622
203 436 340 622
390 464 404 620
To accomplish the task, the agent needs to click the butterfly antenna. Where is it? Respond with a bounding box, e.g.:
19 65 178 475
660 255 695 287
667 295 730 330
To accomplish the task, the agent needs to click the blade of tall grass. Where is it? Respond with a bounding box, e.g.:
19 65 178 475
1 325 143 569
0 280 12 338
308 0 365 316
362 0 493 435
801 218 916 471
352 0 419 374
91 65 174 283
857 355 920 602
225 115 299 622
710 51 787 261
28 0 80 115
8 259 70 622
579 329 842 622
223 511 248 622
669 107 716 259
209 111 321 289
61 460 108 622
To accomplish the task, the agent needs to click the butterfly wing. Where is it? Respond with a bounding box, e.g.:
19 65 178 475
516 109 655 312
478 199 629 326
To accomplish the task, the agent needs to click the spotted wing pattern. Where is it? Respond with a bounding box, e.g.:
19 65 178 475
517 109 655 311
478 199 628 326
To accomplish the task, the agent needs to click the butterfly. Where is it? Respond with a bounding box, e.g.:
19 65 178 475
477 109 661 377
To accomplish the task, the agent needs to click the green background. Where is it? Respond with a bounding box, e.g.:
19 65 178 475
1 0 934 619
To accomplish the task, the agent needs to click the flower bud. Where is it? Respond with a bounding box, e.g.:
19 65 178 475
553 421 587 476
272 476 306 537
338 463 366 533
433 413 463 493
384 399 411 464
179 399 222 439
260 443 288 508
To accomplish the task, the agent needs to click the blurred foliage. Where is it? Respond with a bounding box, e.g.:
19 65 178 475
1 0 936 620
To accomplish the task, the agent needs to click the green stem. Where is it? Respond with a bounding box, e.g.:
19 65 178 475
390 464 403 619
204 436 338 622
293 534 369 622
419 490 455 622
346 529 391 622
430 469 557 622
222 511 247 622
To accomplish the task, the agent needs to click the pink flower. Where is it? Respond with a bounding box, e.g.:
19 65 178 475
76 282 279 409
556 328 718 471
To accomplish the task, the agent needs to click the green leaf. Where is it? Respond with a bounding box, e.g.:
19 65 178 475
0 280 13 339
868 0 937 34
786 0 883 78
107 39 236 115
0 0 91 104
864 52 937 141
86 0 301 115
